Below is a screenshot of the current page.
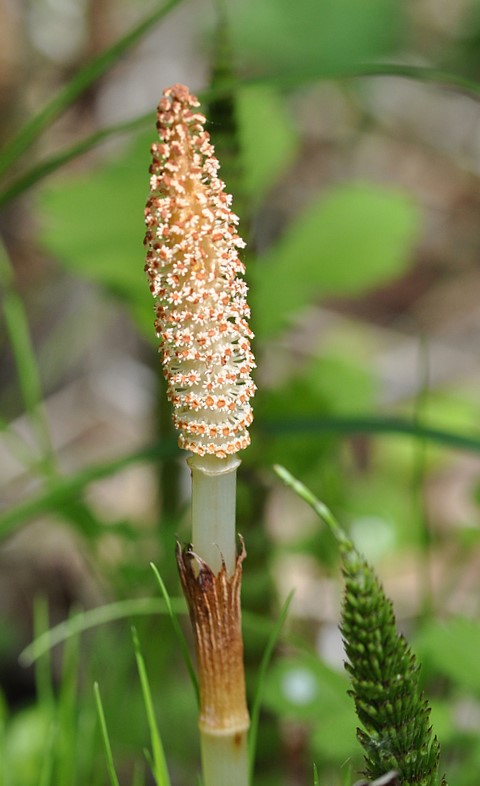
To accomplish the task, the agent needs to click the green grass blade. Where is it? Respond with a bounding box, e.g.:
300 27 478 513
0 0 184 180
0 415 38 470
37 721 57 786
313 763 319 786
33 596 55 710
0 84 237 207
3 64 480 207
248 591 294 781
94 683 121 786
0 111 152 207
74 696 101 786
57 631 81 786
20 596 186 665
342 764 353 786
0 440 176 541
0 692 9 786
150 562 199 704
0 240 55 473
132 627 170 786
265 414 480 454
3 57 480 185
131 761 147 786
258 61 480 98
143 748 154 774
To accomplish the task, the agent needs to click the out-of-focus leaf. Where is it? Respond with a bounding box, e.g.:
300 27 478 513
311 704 360 762
262 650 357 761
252 183 419 337
232 0 403 76
39 134 154 337
236 85 298 202
4 706 53 784
262 651 350 720
255 353 373 480
415 617 480 696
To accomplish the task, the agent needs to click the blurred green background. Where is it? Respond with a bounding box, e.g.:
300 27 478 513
2 0 480 784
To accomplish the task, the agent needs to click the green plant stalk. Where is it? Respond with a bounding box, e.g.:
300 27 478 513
0 113 152 208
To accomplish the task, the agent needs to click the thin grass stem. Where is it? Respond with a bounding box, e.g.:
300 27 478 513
37 721 57 786
412 339 434 618
150 563 199 704
20 596 185 666
33 596 55 710
0 112 152 207
132 762 147 786
0 693 9 786
248 590 294 781
273 465 352 550
57 632 80 786
0 415 39 471
93 683 121 786
265 414 480 454
132 627 170 786
0 241 56 474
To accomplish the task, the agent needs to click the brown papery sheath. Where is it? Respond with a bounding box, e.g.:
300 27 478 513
176 540 249 735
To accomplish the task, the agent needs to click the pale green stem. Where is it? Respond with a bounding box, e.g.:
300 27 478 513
201 729 249 786
188 453 241 577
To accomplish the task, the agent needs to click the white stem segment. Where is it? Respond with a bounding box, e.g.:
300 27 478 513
200 729 249 786
188 453 241 576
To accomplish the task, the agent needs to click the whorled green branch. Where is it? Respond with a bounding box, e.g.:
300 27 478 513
341 546 446 786
274 465 447 786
